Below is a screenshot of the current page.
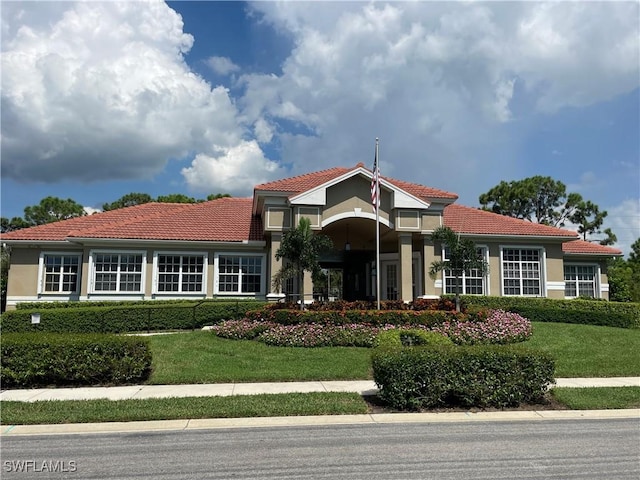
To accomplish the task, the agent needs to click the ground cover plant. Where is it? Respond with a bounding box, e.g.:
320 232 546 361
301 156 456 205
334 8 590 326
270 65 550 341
212 309 532 347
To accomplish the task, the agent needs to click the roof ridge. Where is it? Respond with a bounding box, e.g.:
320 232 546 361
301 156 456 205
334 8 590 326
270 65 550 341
255 166 350 191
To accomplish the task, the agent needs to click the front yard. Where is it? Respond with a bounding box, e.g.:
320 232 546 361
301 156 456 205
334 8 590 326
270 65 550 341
148 322 640 384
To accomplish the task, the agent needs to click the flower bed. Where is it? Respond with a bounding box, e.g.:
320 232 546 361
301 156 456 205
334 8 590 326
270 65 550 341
211 309 532 348
431 310 532 345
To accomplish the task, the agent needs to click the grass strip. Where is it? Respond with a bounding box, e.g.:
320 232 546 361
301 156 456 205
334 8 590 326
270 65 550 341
551 387 640 410
0 392 369 425
148 331 372 384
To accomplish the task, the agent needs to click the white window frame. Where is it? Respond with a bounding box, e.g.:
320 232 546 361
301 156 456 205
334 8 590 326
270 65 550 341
442 245 488 296
214 252 266 296
153 251 208 295
88 250 146 294
37 252 82 295
500 246 546 297
564 263 600 299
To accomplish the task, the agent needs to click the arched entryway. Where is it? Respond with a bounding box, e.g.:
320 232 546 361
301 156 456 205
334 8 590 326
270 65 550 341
318 217 394 301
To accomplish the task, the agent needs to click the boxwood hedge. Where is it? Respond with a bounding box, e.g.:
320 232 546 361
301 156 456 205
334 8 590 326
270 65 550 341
1 333 152 388
450 296 639 329
371 344 555 410
1 301 265 333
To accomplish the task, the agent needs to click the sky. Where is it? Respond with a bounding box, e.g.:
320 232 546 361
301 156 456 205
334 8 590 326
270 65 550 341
1 1 639 256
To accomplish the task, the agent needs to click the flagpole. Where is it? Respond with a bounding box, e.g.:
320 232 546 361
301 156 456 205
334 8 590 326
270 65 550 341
375 138 381 310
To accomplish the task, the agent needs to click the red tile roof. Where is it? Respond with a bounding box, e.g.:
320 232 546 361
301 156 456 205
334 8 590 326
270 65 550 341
562 239 622 256
255 166 353 194
444 204 578 238
256 164 459 201
1 198 263 243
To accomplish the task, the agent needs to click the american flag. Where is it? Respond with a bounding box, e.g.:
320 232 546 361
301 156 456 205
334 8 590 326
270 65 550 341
371 148 379 213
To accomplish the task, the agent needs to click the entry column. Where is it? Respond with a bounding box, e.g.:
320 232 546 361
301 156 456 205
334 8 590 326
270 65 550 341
267 233 285 302
398 233 413 302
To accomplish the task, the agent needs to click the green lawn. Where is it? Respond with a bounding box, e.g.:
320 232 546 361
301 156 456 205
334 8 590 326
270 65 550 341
0 392 368 425
552 387 640 410
148 331 371 384
522 322 640 377
148 322 640 384
3 323 638 425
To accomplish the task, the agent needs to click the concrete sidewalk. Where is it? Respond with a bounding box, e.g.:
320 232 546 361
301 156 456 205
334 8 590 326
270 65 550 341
2 377 639 403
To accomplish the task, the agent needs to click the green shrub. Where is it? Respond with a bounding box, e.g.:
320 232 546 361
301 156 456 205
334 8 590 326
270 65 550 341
1 301 265 333
1 333 152 388
373 329 453 348
245 308 463 327
453 296 640 329
371 344 555 410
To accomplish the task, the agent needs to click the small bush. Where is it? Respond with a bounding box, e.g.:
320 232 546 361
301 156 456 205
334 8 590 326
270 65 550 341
1 333 152 388
371 344 555 410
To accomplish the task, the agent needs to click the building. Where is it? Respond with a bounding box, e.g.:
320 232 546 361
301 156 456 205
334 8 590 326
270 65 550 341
1 163 621 309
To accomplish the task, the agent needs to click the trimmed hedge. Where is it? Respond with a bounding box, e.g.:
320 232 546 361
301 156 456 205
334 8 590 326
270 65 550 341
371 344 555 410
454 296 640 329
1 301 265 333
245 308 467 327
1 333 152 388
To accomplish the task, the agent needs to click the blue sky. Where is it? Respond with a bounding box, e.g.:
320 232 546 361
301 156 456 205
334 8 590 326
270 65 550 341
1 1 639 255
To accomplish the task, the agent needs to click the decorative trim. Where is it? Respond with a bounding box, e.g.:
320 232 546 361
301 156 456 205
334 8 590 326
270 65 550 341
547 281 566 291
266 207 292 230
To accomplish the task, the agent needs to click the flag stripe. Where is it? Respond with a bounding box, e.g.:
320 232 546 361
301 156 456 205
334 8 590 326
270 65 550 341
371 151 379 213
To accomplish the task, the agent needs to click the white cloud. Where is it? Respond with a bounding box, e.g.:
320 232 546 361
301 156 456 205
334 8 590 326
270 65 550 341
2 1 638 212
206 56 240 76
239 1 638 195
0 1 278 192
181 140 285 194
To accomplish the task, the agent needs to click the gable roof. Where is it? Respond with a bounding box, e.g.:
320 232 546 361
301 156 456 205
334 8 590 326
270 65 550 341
1 198 263 243
444 204 579 238
255 164 459 202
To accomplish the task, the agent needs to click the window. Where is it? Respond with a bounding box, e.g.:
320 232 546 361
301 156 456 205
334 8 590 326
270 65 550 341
216 255 264 294
564 265 597 298
40 254 80 293
156 254 206 293
443 247 487 295
91 252 144 293
502 248 542 296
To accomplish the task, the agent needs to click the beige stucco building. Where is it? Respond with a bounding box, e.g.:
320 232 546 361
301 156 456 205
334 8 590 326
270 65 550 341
2 164 621 309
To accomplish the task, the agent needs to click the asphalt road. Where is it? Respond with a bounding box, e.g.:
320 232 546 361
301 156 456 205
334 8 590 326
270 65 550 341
2 419 639 479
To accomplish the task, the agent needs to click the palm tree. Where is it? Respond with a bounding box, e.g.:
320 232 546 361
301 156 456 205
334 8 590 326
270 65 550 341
429 226 489 312
272 217 333 309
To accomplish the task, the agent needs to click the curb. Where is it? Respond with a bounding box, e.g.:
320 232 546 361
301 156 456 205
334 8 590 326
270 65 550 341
2 409 639 437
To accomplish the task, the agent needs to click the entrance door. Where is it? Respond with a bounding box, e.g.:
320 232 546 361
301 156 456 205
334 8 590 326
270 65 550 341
382 262 398 300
